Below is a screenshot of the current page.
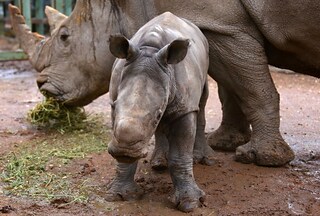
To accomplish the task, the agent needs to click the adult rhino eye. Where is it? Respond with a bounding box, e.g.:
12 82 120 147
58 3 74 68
59 27 70 42
60 34 69 41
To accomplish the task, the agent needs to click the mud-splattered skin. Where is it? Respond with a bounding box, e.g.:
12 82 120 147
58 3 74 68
106 12 210 212
9 0 320 167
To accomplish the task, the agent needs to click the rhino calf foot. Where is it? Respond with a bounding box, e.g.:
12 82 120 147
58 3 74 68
235 138 295 166
207 125 251 151
150 149 168 171
169 184 205 213
105 180 144 201
193 142 215 166
150 156 168 171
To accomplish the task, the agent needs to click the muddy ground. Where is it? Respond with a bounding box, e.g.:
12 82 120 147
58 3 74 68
0 59 319 216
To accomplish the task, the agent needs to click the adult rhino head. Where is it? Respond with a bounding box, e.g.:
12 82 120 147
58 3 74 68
8 1 137 106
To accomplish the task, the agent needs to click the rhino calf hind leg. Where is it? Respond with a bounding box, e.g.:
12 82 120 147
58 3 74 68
151 122 215 170
105 162 144 201
194 82 215 165
150 129 169 170
152 83 214 169
168 112 205 212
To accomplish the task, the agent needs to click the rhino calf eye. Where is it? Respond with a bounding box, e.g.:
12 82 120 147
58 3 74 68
156 110 163 121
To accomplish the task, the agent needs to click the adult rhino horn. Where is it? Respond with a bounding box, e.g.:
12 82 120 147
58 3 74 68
45 6 68 33
8 4 45 65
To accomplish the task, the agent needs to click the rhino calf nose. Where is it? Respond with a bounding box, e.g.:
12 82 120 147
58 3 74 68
114 118 145 144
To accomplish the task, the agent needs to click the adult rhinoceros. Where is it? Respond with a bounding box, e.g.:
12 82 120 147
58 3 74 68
9 0 320 167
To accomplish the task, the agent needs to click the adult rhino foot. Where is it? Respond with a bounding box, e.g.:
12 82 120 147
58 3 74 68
105 180 144 201
169 185 205 213
193 142 215 166
207 125 251 151
235 138 295 166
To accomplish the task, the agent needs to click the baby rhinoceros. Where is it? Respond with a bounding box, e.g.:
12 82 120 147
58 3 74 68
107 12 209 212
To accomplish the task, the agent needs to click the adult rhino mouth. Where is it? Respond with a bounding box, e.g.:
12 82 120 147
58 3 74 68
37 75 65 101
36 72 96 107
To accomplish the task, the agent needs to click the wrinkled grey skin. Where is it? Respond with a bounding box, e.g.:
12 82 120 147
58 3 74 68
9 1 120 106
9 1 320 167
106 12 209 212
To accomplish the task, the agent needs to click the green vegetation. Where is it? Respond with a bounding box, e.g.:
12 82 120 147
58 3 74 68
0 114 111 205
27 97 87 133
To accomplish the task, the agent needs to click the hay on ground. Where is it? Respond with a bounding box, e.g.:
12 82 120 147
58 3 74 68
27 97 87 130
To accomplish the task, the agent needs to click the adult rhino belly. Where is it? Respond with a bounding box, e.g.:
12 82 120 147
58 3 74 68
265 42 320 78
241 0 320 77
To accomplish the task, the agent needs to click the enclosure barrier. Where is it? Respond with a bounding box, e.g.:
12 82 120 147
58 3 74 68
0 0 74 61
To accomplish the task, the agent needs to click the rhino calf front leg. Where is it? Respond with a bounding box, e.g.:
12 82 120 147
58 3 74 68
105 161 144 201
167 112 205 213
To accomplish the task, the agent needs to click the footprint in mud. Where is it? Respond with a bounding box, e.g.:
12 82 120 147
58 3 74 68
0 205 15 213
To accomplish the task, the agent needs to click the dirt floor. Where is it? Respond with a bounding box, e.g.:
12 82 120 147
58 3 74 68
0 60 319 216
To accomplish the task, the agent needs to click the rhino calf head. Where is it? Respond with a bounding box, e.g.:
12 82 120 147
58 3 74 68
107 34 189 163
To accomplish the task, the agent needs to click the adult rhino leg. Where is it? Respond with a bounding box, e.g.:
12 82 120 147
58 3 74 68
150 128 169 170
208 32 294 166
167 112 205 212
207 84 251 151
105 161 144 201
193 82 215 165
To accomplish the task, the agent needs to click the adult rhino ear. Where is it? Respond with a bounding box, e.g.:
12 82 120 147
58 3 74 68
157 39 190 65
45 6 68 34
109 34 138 60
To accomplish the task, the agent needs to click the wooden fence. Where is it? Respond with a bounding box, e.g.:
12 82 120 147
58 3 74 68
0 0 75 61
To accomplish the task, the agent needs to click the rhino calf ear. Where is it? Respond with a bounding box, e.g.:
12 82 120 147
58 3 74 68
158 39 190 65
109 34 138 60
